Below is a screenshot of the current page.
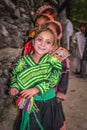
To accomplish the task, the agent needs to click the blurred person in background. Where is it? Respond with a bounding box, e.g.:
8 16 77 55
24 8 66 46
66 19 74 51
72 23 86 74
77 25 87 78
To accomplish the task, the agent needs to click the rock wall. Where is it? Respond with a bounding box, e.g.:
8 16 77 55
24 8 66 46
0 0 37 48
0 0 44 115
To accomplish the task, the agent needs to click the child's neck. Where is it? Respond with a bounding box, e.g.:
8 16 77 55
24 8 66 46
31 52 43 63
50 44 58 54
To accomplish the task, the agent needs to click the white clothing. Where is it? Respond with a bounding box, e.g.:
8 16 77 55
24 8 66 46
66 19 73 50
72 31 86 70
73 31 86 59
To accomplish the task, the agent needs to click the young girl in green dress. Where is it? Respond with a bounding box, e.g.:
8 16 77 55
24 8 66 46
10 28 63 130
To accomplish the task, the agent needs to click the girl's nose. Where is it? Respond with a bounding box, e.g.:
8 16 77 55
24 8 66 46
41 41 45 46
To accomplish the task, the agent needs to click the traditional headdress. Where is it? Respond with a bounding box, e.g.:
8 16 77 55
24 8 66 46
40 13 54 21
46 20 62 39
36 4 57 17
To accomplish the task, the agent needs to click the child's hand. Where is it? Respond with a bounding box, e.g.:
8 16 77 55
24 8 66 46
56 92 66 101
20 87 39 98
10 88 19 96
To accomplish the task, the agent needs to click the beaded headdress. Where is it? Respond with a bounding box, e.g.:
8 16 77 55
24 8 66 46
36 4 56 17
42 13 54 21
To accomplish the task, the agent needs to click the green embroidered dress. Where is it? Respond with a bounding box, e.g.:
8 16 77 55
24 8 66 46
10 53 62 100
10 54 62 130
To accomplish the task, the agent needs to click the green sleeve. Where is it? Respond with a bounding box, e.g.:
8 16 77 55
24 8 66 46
10 71 20 90
10 56 27 90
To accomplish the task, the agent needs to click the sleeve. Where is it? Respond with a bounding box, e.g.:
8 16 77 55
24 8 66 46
10 69 20 90
57 58 70 99
10 57 26 91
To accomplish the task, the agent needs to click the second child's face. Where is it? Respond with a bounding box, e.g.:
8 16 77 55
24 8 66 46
47 24 57 43
34 31 54 56
35 17 48 32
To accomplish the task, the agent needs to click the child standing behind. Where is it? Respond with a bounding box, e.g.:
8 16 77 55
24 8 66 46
10 28 63 130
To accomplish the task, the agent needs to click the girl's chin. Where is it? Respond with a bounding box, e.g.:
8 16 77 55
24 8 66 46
38 50 46 54
37 52 46 56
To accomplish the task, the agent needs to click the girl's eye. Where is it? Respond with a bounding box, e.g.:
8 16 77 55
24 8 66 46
38 38 42 41
36 38 42 42
46 41 51 44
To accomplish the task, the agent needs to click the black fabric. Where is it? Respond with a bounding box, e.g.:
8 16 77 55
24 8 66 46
30 97 63 130
85 27 87 49
58 59 69 94
57 102 65 122
14 97 63 130
85 38 87 49
85 27 87 37
82 48 87 60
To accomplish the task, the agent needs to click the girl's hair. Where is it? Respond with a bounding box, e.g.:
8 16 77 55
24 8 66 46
34 13 54 26
45 20 62 39
34 27 55 45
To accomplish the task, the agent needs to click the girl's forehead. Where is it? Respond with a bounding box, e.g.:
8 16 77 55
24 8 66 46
36 17 48 22
47 22 57 28
47 23 56 29
36 31 54 41
37 31 53 36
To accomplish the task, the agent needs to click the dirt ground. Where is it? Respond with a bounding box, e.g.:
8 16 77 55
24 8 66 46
0 71 87 130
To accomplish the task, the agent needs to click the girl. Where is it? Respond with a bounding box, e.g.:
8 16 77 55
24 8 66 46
45 20 70 130
10 28 63 130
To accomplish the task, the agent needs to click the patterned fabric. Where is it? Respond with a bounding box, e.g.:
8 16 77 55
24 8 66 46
16 96 39 113
52 47 70 62
51 47 70 95
10 54 62 95
35 5 54 16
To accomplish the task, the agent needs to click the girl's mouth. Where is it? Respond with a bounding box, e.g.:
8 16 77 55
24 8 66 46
38 46 46 50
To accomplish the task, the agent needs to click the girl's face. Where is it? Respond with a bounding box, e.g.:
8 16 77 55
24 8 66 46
47 24 57 43
35 17 48 32
33 31 54 56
